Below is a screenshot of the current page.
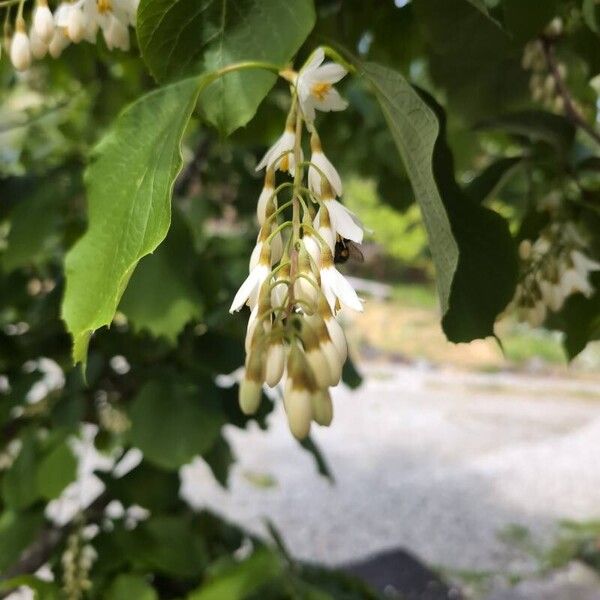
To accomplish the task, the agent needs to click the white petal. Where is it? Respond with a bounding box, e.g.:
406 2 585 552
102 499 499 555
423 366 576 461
325 199 363 243
229 266 266 313
10 32 31 71
303 235 320 267
325 317 347 362
301 47 325 75
256 186 273 225
249 241 262 271
328 268 364 312
572 250 600 275
33 5 55 43
312 62 347 84
316 88 349 113
310 151 342 196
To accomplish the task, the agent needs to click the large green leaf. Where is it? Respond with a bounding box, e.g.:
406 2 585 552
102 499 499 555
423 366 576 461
36 439 77 501
119 212 202 342
62 77 202 365
2 432 39 510
0 509 45 573
2 186 63 272
128 380 224 470
187 549 282 600
105 575 158 600
137 0 315 135
361 62 518 341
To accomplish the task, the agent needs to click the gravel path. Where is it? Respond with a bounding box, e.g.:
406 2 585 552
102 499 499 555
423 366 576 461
181 364 600 592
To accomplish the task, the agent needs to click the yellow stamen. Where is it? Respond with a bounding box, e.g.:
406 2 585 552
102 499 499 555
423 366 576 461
311 82 332 101
97 0 112 13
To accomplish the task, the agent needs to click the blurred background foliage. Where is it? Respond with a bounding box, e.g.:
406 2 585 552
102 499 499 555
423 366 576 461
1 0 600 597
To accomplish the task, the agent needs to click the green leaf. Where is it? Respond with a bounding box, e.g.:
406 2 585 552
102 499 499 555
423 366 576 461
465 157 523 204
119 212 202 342
299 437 333 482
0 509 44 573
203 436 235 488
361 62 518 341
503 0 558 43
124 515 207 578
2 432 39 510
477 110 576 153
2 186 62 272
61 77 202 365
415 0 526 120
583 0 600 34
137 0 315 135
551 273 600 359
187 549 283 600
128 380 224 470
36 439 77 501
105 575 158 600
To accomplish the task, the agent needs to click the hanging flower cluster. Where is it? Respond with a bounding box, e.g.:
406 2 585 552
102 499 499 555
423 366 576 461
230 47 364 439
521 18 568 114
4 0 138 72
512 222 600 327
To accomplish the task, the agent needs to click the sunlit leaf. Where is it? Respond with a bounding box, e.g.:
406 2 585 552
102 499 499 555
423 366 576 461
137 0 315 135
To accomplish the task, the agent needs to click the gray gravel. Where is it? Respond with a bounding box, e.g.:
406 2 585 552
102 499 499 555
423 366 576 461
181 364 600 593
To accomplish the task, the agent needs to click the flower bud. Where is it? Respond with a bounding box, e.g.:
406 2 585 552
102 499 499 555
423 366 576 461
67 7 85 43
264 340 285 387
10 23 31 72
257 168 275 225
518 239 532 260
301 320 331 389
312 389 333 427
49 29 70 58
238 377 262 415
29 28 48 59
33 0 54 43
283 379 312 439
104 15 130 51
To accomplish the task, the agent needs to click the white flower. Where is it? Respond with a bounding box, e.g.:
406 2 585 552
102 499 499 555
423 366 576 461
255 128 298 175
308 148 342 197
33 1 55 43
230 247 271 313
312 389 333 426
296 47 348 123
313 208 336 253
103 13 130 50
10 28 31 72
265 341 285 387
256 170 275 225
324 315 347 362
559 266 594 298
303 233 320 267
571 250 600 277
524 300 547 327
323 198 364 244
48 27 70 58
283 378 313 440
30 28 48 59
66 4 86 43
538 280 564 312
320 252 363 312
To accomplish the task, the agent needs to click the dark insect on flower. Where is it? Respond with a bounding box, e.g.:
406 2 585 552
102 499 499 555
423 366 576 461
334 238 364 264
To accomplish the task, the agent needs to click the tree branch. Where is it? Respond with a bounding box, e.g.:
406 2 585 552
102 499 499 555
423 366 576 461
541 36 600 147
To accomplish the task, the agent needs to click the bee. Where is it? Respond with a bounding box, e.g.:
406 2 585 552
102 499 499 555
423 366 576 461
334 238 365 264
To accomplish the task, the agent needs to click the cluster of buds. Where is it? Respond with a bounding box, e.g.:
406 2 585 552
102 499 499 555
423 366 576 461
61 529 97 599
230 48 364 439
512 222 600 327
4 0 138 72
521 19 569 114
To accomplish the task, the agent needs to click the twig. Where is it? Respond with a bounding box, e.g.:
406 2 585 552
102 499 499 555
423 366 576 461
541 36 600 147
